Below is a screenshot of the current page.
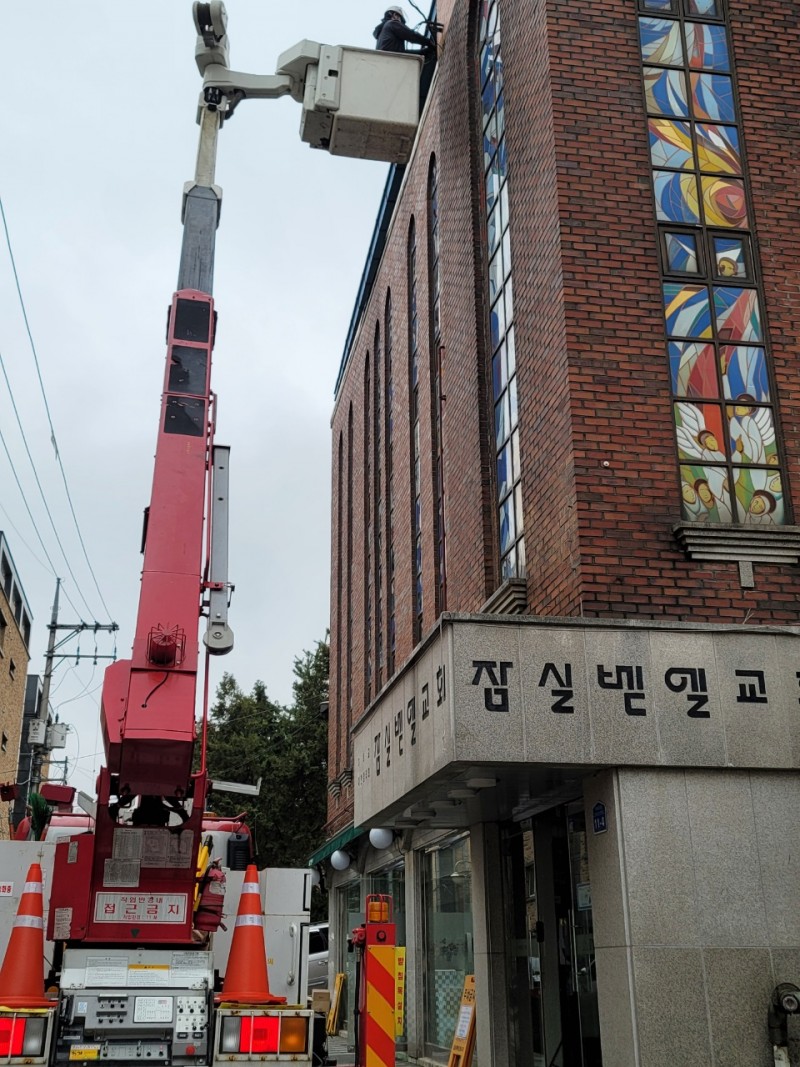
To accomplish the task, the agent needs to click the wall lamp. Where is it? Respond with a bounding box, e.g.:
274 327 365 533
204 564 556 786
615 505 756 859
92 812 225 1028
330 849 353 871
368 827 396 850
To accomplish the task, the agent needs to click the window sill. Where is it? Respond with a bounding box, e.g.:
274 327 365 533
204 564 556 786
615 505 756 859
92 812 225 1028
673 523 800 565
481 578 528 615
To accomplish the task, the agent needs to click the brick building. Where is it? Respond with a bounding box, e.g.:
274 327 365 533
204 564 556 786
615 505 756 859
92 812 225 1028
316 2 800 1064
0 533 33 840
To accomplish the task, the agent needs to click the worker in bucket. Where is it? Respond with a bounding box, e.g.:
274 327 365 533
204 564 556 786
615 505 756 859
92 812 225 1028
374 5 433 53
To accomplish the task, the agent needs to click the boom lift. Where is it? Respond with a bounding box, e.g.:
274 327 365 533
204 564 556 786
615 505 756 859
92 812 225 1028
0 5 430 1067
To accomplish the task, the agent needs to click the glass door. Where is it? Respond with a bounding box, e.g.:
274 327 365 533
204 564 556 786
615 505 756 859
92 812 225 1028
566 802 602 1067
504 804 602 1067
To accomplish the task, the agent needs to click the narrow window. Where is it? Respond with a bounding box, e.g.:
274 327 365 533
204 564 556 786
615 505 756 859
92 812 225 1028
364 355 373 705
385 293 397 676
347 406 354 730
374 322 384 691
479 2 526 579
637 0 786 523
428 155 447 612
408 219 423 641
335 432 344 776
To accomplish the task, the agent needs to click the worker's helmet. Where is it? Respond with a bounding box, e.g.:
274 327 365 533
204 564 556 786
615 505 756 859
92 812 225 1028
385 5 407 22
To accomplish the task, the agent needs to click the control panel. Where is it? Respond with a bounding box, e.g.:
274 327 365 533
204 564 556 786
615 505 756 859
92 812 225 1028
55 992 209 1066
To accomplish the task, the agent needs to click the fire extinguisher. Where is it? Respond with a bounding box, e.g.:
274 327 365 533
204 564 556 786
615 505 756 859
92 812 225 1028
195 860 227 932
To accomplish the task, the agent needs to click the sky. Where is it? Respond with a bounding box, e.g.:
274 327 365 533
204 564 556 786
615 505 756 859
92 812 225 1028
0 2 400 794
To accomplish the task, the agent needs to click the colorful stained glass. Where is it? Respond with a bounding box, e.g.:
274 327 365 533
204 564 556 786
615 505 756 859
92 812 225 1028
721 346 769 403
687 0 721 17
701 176 748 228
494 50 505 98
484 111 498 171
734 467 784 525
639 18 684 66
480 38 493 87
482 77 495 129
669 341 718 397
680 464 733 522
691 73 735 122
713 235 748 279
674 402 726 460
643 67 689 116
653 170 699 223
695 123 741 174
664 231 700 273
663 283 712 337
684 23 729 71
728 405 777 465
649 119 693 169
713 287 762 342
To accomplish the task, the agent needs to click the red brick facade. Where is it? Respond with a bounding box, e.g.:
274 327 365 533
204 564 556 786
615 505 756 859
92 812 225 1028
327 0 800 834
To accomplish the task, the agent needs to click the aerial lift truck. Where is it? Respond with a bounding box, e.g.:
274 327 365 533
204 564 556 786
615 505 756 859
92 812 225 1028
0 5 427 1066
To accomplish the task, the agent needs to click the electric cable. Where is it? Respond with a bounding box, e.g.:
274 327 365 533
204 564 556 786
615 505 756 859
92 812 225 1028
0 194 114 622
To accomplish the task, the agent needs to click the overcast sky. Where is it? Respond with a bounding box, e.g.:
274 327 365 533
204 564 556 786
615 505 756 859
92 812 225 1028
0 2 399 794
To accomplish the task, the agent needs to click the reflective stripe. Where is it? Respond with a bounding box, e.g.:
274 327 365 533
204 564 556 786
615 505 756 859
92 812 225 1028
14 915 44 928
240 883 260 894
23 882 43 895
234 914 264 927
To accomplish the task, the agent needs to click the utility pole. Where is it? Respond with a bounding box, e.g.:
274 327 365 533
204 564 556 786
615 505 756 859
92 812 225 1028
27 578 118 798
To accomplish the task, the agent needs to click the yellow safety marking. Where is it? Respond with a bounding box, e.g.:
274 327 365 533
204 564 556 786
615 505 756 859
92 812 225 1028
69 1046 101 1060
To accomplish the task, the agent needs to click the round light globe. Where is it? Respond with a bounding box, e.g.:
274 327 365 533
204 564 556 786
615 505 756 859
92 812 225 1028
330 849 351 871
310 867 322 886
369 827 394 850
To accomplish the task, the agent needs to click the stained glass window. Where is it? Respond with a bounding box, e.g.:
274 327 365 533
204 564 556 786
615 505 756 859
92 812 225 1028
639 0 785 526
663 230 700 273
480 1 525 578
712 234 749 279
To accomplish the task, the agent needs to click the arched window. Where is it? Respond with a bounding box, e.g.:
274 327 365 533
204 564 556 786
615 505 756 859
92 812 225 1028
374 322 384 690
408 219 423 641
479 1 525 580
428 154 446 612
335 431 344 775
346 405 354 726
364 355 372 705
385 292 396 676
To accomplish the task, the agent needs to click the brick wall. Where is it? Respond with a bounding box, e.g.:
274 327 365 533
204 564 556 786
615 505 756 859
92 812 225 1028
326 0 800 833
0 590 30 840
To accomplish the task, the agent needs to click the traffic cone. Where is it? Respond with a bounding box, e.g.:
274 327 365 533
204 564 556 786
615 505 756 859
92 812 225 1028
0 863 52 1008
218 865 286 1005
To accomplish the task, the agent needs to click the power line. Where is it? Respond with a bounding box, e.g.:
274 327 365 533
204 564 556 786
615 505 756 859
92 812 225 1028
0 193 114 621
0 346 95 618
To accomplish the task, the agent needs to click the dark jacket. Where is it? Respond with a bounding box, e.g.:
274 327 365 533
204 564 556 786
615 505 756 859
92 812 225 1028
373 18 430 53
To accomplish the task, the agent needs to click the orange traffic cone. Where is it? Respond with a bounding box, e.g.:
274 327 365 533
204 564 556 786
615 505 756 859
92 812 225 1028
0 863 52 1008
218 865 286 1005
